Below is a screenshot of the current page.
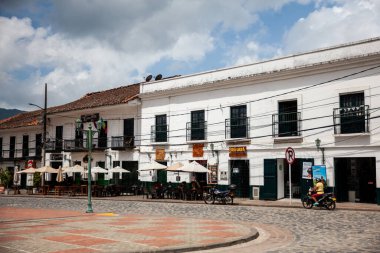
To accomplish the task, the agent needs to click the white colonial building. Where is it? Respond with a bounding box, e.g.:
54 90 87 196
139 38 380 204
1 38 380 204
0 84 141 190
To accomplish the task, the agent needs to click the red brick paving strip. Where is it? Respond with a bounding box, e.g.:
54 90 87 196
0 235 25 242
0 207 83 220
135 238 187 247
50 248 99 253
43 235 117 247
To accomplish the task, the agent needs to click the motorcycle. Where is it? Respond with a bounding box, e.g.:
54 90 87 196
203 184 236 205
301 187 336 210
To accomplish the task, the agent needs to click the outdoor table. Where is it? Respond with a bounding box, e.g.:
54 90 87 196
54 186 68 196
41 185 51 195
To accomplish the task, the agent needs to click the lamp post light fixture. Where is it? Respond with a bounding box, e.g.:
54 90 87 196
28 83 47 186
76 117 104 213
315 138 325 165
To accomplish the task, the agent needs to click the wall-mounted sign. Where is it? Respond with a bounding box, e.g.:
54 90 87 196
25 160 36 169
208 164 218 184
233 167 239 173
50 153 63 161
81 113 99 123
193 143 204 157
229 146 247 157
156 148 166 161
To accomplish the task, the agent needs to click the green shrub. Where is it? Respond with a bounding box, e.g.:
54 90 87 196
0 169 12 189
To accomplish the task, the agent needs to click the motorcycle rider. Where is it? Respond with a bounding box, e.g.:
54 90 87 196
312 178 325 206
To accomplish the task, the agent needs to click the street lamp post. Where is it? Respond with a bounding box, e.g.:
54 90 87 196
76 117 104 213
315 138 325 165
29 83 47 186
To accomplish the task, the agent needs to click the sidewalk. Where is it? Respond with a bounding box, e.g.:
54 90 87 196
0 206 258 253
2 193 380 212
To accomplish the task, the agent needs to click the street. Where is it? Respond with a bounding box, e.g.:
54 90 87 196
0 196 379 252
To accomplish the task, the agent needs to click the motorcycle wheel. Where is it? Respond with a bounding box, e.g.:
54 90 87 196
225 196 233 205
302 198 313 209
325 200 336 210
203 194 215 204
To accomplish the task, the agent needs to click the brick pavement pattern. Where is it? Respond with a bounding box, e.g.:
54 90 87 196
0 206 257 253
1 196 380 252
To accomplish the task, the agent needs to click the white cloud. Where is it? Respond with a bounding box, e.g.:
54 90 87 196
283 0 380 54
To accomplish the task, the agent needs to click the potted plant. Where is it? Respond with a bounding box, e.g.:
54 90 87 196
0 169 12 194
33 172 41 194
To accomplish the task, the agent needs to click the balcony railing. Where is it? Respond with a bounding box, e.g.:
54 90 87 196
333 105 369 134
45 139 63 152
151 125 169 143
272 112 301 137
63 139 86 151
225 117 249 139
111 136 135 149
186 121 207 141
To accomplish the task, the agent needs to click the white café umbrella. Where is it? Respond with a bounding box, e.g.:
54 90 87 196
17 167 37 174
180 161 211 173
63 164 85 173
138 161 167 171
35 165 58 173
108 166 130 183
13 166 20 185
56 166 64 183
108 166 130 173
166 162 186 172
91 166 108 173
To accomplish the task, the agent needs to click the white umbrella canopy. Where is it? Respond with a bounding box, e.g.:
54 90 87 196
108 166 130 173
90 166 108 173
56 166 64 183
63 164 85 173
180 161 211 173
13 166 20 185
166 162 187 172
35 165 58 173
17 167 37 174
138 161 167 171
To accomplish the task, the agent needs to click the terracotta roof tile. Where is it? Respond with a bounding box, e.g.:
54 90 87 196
0 83 140 130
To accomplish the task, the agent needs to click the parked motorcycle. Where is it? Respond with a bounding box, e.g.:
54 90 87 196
203 184 236 205
301 187 336 210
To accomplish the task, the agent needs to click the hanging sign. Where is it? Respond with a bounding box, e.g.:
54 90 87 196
155 148 165 161
229 146 247 157
208 164 218 184
81 113 99 123
193 143 204 157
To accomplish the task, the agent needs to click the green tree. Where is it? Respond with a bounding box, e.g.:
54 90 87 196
0 169 12 189
33 173 41 188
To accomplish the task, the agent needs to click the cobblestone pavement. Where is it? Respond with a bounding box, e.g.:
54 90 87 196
1 196 379 252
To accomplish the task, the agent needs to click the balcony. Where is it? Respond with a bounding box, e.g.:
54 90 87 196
63 139 86 152
151 125 168 143
333 105 369 134
63 137 108 152
225 117 249 140
45 140 63 152
186 121 207 141
111 136 135 149
272 112 301 137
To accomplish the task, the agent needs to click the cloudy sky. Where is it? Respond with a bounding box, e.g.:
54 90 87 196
1 0 380 110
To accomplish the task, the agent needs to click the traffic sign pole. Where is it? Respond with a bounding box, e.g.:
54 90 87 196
289 164 292 205
285 147 295 205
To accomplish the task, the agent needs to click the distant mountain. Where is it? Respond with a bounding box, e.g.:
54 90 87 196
0 108 25 120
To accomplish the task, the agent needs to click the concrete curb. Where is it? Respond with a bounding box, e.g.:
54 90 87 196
1 194 379 212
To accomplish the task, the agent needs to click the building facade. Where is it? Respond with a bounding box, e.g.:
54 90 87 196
139 38 380 204
1 38 380 204
0 84 141 189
